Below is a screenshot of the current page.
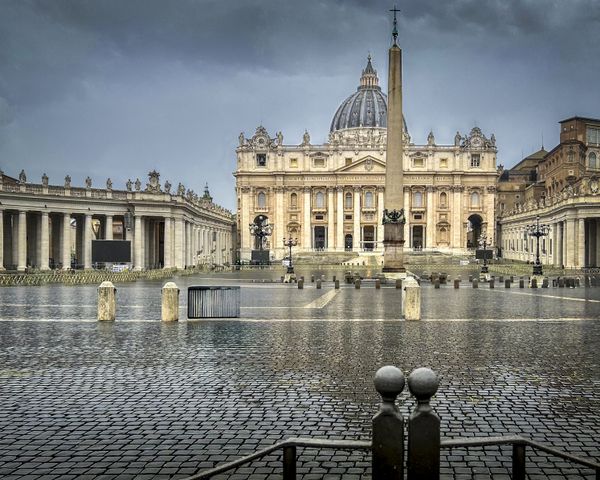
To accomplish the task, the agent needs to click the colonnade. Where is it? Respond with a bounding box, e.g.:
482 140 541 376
500 214 600 268
0 209 232 272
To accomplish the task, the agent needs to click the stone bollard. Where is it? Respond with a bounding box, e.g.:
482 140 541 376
468 275 473 282
489 278 495 289
472 279 478 289
333 275 337 282
434 278 440 289
311 275 315 283
334 279 340 289
97 281 116 321
531 278 538 289
519 278 525 288
403 277 421 320
454 278 460 289
280 276 284 283
505 279 511 288
161 282 180 321
499 276 504 283
316 279 322 289
355 278 361 289
372 366 405 480
510 276 514 282
575 277 580 288
298 279 304 289
407 368 440 479
395 279 402 289
542 278 549 288
558 277 564 288
375 279 381 289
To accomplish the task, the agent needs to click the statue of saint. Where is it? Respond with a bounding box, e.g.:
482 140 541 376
164 180 171 194
126 179 132 191
41 173 48 186
64 175 71 188
134 178 141 191
302 129 310 145
454 131 461 146
106 178 112 190
238 132 245 146
85 176 92 188
19 169 26 183
276 131 283 145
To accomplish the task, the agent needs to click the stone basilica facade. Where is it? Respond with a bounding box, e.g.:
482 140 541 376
234 57 498 261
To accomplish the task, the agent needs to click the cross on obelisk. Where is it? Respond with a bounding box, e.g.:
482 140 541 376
382 5 406 274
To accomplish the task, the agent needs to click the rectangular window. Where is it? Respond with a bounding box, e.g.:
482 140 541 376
587 126 600 145
290 158 298 168
440 158 448 168
413 214 422 220
413 157 424 167
256 153 266 167
314 157 325 167
345 158 353 166
315 214 324 220
345 215 353 220
470 154 481 168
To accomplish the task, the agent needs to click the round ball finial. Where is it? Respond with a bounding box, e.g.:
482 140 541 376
407 367 439 401
374 365 405 400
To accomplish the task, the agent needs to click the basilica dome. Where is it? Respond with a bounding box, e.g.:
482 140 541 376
330 55 408 135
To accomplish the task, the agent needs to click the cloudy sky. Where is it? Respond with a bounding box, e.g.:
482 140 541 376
1 0 599 210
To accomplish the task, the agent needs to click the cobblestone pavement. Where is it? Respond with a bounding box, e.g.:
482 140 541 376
0 271 599 479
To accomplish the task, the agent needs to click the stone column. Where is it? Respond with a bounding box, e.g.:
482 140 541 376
577 218 585 268
336 187 344 251
327 188 335 251
452 186 462 250
105 215 113 240
552 223 559 267
353 187 361 251
12 213 19 267
566 218 575 268
377 188 384 251
17 210 27 271
426 187 434 249
164 217 172 268
403 187 410 248
0 210 4 270
174 218 184 269
40 212 50 270
134 215 143 270
186 221 192 267
240 187 251 259
275 187 284 258
62 213 71 270
303 187 311 250
83 214 92 269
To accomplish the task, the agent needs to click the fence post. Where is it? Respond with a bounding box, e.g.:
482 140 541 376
407 367 440 480
512 443 526 480
372 366 405 480
283 445 297 480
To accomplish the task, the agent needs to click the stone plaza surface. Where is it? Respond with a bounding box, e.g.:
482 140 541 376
0 269 599 479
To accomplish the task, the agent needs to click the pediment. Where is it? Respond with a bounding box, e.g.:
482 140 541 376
335 156 386 173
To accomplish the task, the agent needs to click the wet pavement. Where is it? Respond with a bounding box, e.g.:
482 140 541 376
0 268 599 479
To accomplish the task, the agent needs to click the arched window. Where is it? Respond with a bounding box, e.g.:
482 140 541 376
290 192 298 208
365 191 374 208
439 227 448 243
589 152 597 169
471 191 480 208
345 192 353 209
439 192 448 208
413 191 423 207
315 191 325 208
257 192 266 208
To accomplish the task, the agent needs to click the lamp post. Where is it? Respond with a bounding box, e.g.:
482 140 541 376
248 215 272 251
282 236 298 274
526 215 550 276
478 234 492 275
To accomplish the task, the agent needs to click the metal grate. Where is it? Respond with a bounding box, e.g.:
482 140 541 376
187 286 240 318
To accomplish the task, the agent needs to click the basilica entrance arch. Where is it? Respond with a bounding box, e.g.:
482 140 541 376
313 226 326 250
363 226 375 251
467 214 483 249
344 234 353 251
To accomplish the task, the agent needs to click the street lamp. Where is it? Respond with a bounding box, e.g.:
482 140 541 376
248 215 272 251
526 215 550 276
478 234 493 275
282 236 298 274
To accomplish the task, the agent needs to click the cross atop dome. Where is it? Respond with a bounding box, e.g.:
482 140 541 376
360 54 379 88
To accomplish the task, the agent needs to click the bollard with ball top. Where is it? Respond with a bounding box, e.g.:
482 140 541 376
161 282 180 321
372 366 405 480
407 367 440 479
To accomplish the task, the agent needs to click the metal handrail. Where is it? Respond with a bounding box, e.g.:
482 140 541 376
182 434 599 480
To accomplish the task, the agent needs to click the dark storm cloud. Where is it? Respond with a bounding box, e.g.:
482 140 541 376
0 0 599 209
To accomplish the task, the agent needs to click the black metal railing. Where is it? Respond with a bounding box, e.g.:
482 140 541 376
182 366 600 480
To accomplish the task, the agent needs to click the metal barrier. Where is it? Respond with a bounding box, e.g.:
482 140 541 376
181 365 600 480
187 286 240 318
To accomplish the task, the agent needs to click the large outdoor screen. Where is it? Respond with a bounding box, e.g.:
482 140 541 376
92 240 131 263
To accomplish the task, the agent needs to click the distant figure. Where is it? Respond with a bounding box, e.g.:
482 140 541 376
19 169 26 183
64 175 71 188
238 132 245 146
126 179 133 191
85 176 92 188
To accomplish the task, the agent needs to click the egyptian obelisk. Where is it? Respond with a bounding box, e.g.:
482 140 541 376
382 7 406 273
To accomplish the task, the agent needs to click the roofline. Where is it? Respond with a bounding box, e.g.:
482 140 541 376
559 116 600 124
